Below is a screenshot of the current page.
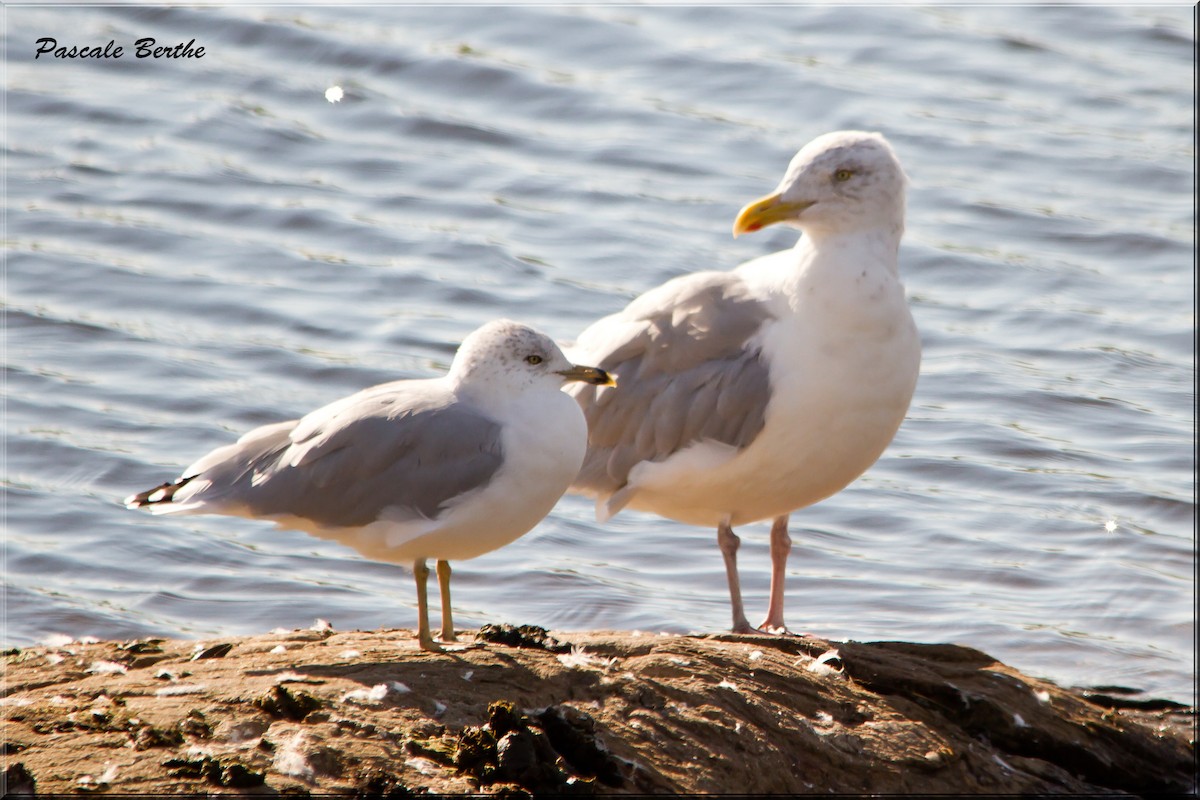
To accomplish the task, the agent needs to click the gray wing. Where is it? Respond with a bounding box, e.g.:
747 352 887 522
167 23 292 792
569 271 775 496
169 380 505 527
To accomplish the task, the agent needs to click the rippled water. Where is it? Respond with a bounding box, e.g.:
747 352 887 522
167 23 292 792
5 6 1194 704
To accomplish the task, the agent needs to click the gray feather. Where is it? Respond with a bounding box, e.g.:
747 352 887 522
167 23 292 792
572 271 775 495
171 382 504 527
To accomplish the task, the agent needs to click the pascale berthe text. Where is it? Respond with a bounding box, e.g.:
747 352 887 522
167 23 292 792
35 37 205 60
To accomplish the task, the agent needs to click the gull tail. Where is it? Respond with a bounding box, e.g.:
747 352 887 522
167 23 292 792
124 475 197 510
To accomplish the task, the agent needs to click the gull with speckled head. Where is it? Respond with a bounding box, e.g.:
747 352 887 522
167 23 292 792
126 320 614 651
568 131 921 634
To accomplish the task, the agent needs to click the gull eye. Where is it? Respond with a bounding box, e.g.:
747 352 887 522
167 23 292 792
524 354 544 365
833 169 854 182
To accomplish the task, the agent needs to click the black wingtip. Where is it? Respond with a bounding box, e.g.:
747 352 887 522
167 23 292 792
125 477 192 509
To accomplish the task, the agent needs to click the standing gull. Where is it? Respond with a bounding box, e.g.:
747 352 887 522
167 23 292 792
126 320 613 651
568 131 920 634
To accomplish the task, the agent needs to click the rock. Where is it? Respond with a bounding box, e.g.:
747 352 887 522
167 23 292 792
1 629 1192 794
536 705 625 787
190 642 234 660
163 753 264 787
351 767 413 797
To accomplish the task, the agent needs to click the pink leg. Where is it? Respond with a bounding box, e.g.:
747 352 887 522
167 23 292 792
758 515 792 633
718 521 754 633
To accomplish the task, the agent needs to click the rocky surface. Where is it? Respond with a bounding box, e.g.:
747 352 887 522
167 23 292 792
1 624 1194 795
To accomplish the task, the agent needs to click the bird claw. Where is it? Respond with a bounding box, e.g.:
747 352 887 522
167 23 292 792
728 622 802 637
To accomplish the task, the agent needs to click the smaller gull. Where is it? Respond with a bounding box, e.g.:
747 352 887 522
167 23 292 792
126 320 614 651
568 131 921 634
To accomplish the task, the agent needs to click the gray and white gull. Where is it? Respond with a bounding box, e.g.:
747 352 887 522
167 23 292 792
567 131 921 634
127 320 613 651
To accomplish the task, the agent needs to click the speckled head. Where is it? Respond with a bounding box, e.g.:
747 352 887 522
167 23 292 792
733 130 907 240
449 319 612 395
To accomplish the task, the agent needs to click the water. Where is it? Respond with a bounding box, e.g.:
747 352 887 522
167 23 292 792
4 5 1193 705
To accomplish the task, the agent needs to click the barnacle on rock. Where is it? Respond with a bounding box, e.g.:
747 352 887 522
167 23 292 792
447 700 625 794
253 685 321 722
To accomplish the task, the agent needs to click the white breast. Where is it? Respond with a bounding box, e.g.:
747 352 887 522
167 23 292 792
382 388 587 562
620 240 920 527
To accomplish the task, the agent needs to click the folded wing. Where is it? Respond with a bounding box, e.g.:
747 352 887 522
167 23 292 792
129 380 505 529
569 271 776 500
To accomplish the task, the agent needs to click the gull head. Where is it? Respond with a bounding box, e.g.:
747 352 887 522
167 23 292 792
450 319 613 393
733 130 906 239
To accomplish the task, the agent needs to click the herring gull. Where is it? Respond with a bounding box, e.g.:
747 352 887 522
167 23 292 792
126 320 614 651
568 130 921 634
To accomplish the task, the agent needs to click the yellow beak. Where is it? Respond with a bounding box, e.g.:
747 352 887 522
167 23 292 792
557 364 616 387
732 192 815 237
